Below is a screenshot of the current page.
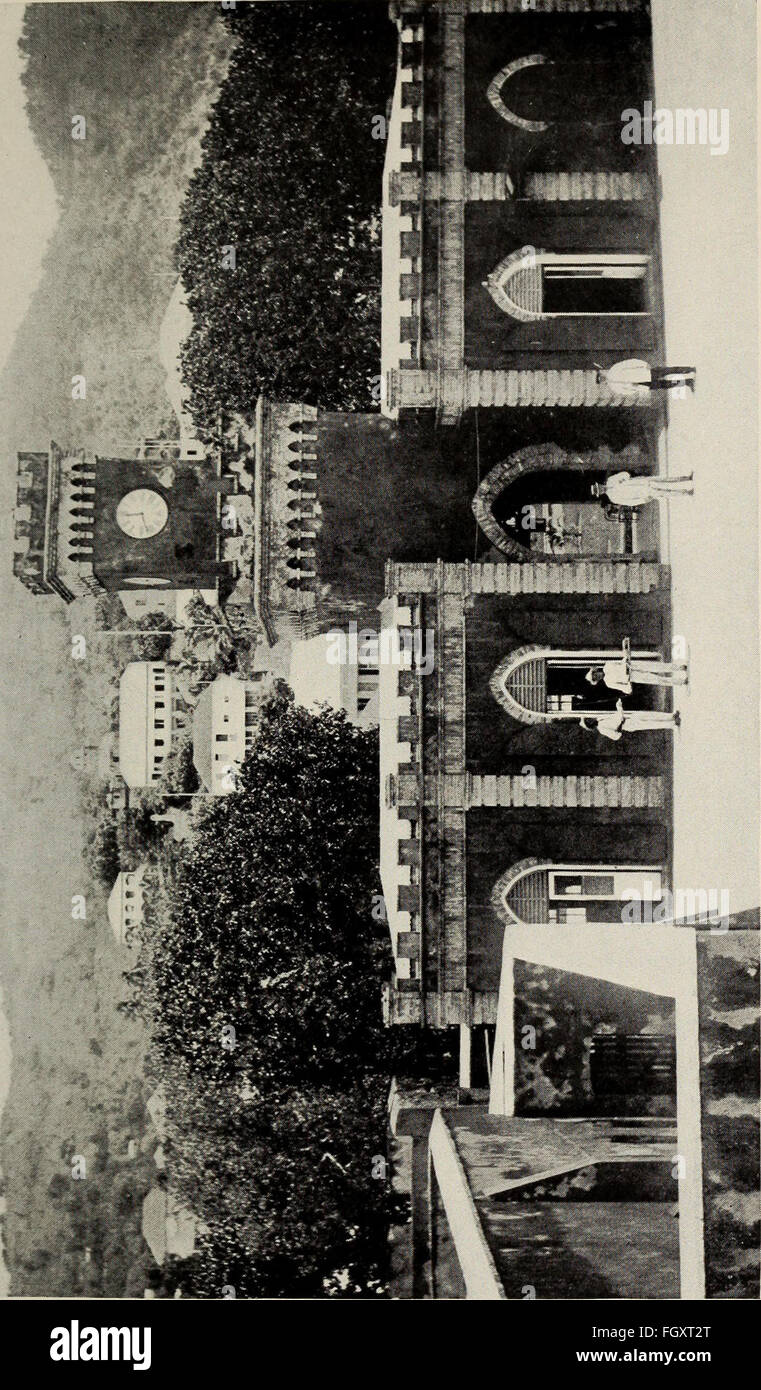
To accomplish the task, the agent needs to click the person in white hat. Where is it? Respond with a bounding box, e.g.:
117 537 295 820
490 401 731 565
591 472 694 507
585 639 688 695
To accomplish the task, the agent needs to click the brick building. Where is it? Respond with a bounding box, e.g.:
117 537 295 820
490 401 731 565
382 0 661 422
379 556 672 1029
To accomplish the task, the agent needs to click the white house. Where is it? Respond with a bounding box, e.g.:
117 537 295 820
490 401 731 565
118 587 218 623
141 1187 200 1266
107 865 146 948
192 674 262 795
288 631 379 727
118 661 175 788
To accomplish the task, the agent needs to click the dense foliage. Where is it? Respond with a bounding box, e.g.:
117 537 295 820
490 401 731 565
176 2 395 435
139 688 402 1296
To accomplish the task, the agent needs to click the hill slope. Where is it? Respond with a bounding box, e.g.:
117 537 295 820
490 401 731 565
0 1 233 1296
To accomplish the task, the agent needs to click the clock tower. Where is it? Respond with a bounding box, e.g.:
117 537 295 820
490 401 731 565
13 441 235 602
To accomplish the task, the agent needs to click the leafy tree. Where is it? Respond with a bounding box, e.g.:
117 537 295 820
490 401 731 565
83 814 121 886
176 2 395 435
139 687 408 1294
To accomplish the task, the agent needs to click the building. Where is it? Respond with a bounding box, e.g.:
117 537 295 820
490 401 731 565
248 396 661 646
191 674 263 795
107 865 146 949
118 587 218 623
118 661 177 788
146 1087 168 1144
288 632 380 727
12 441 236 602
381 0 659 422
379 557 672 1030
141 1187 199 1267
241 5 664 644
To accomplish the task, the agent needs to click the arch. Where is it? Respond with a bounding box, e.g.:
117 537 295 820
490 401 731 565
484 245 543 321
491 858 551 925
490 644 659 724
472 442 647 558
486 54 553 132
491 860 665 927
491 646 554 724
484 247 650 320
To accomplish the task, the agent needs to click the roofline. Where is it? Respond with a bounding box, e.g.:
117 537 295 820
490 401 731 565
252 396 277 647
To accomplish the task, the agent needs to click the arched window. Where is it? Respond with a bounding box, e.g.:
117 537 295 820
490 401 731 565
484 246 650 321
491 858 665 926
486 55 553 132
490 645 660 724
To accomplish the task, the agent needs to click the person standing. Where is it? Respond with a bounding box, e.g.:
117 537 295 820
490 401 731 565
580 700 680 740
585 640 689 694
591 472 694 507
594 359 696 393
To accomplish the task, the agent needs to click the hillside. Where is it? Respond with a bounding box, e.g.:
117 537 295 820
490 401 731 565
0 2 234 1296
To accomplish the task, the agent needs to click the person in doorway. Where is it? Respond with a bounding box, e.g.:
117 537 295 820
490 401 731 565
594 359 696 393
580 700 680 740
591 472 694 507
585 639 688 694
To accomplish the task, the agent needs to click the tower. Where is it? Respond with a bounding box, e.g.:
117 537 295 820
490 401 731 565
12 441 234 603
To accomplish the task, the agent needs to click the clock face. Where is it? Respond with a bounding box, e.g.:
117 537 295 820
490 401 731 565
116 488 169 540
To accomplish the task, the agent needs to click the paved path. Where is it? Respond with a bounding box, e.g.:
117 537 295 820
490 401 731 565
652 0 759 914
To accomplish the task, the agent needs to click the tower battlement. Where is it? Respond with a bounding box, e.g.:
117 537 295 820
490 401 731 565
251 396 323 645
13 444 103 602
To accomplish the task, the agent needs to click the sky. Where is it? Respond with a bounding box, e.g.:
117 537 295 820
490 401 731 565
0 0 60 1298
0 2 58 375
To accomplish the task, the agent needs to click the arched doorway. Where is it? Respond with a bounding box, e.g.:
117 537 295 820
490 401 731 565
490 645 661 724
484 246 650 321
491 858 666 927
472 444 656 560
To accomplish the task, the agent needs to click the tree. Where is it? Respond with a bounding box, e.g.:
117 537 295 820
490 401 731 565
175 2 396 435
146 688 387 1081
140 686 405 1295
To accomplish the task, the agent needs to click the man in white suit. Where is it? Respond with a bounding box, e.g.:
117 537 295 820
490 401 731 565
580 700 680 740
591 472 694 506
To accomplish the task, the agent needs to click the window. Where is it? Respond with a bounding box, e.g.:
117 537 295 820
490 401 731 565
552 873 616 898
484 248 650 320
492 860 665 926
542 259 647 316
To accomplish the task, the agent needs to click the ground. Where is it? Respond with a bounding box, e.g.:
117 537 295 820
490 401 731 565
651 0 759 915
